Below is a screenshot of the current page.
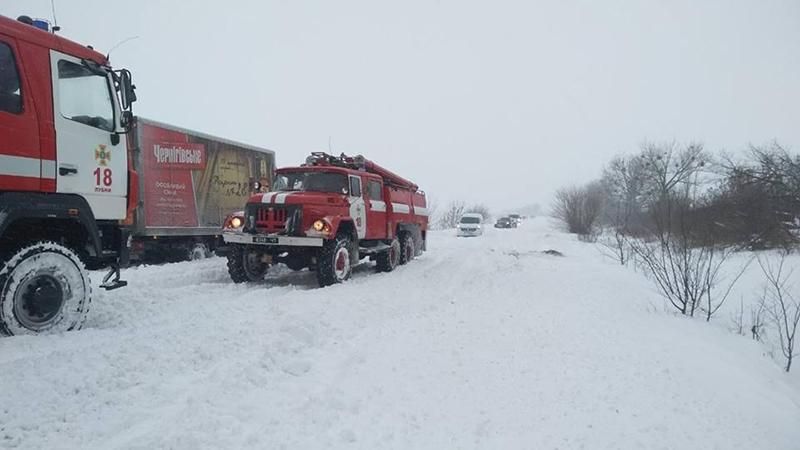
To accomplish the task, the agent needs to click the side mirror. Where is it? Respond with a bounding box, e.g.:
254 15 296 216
119 69 137 110
121 110 134 128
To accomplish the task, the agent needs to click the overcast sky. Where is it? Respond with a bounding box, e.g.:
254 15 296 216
8 0 800 212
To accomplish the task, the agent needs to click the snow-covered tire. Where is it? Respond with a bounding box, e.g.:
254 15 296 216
0 241 91 336
376 238 401 272
317 234 353 287
399 233 415 265
187 242 211 261
227 245 269 283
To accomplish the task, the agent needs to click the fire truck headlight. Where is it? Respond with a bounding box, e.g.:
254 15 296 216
226 216 244 229
311 219 332 235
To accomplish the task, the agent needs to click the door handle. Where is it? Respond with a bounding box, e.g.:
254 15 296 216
59 165 78 176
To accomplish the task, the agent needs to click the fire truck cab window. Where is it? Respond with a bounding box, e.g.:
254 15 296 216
0 42 22 114
367 180 382 200
57 60 114 131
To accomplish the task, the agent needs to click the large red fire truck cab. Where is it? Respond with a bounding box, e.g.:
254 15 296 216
0 15 137 335
222 153 428 286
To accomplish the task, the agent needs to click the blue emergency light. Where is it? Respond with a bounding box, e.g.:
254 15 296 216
31 19 50 32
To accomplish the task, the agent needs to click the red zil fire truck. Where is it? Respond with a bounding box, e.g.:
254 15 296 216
0 15 137 335
222 152 428 286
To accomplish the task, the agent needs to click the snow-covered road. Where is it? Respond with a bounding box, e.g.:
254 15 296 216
1 219 799 449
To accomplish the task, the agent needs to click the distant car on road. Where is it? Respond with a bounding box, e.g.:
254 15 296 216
508 214 523 226
494 217 516 229
457 213 484 237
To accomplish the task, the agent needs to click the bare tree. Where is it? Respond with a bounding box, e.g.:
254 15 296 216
638 141 708 202
598 155 650 264
623 142 748 319
712 142 800 248
601 155 648 228
438 201 465 229
758 251 800 372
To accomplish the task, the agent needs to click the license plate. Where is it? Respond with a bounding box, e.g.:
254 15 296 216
253 236 279 244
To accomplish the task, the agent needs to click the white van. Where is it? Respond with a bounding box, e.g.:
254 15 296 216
457 213 484 237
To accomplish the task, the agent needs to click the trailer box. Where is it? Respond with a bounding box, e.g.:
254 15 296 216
127 118 275 261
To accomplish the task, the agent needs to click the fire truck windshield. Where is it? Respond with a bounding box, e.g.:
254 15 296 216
273 172 348 194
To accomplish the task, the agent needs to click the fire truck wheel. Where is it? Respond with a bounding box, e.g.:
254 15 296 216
0 241 91 336
317 235 353 287
399 233 415 265
376 238 401 272
227 245 269 283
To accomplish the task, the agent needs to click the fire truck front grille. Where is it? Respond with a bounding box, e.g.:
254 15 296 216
254 206 288 233
247 205 304 235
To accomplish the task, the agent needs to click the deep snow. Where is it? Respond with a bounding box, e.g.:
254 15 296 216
1 218 799 449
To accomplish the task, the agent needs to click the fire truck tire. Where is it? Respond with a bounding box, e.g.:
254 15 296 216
376 238 401 272
399 233 415 265
317 234 353 287
227 245 269 283
0 241 91 336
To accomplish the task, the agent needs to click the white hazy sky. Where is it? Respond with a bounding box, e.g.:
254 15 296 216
7 0 800 212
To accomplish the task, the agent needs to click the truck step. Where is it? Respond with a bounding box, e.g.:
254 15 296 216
100 279 128 291
100 264 127 291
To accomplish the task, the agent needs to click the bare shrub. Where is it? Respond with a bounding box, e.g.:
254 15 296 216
597 232 628 264
758 251 800 372
552 182 605 237
731 297 746 336
629 235 746 320
751 292 767 341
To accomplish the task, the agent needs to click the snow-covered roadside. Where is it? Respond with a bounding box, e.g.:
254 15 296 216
1 218 798 449
705 249 800 380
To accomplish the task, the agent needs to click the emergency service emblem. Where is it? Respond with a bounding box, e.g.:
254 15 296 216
95 144 110 166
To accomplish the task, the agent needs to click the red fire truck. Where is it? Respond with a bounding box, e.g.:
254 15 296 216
222 152 428 286
0 15 137 335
